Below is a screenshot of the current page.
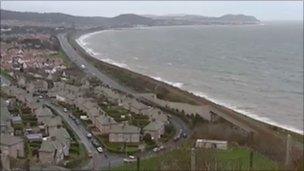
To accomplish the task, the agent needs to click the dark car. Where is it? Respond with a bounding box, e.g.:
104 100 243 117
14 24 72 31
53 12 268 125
91 138 101 148
182 132 187 138
75 119 81 125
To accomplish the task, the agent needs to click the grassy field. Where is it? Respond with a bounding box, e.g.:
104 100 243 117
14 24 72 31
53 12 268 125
112 144 279 171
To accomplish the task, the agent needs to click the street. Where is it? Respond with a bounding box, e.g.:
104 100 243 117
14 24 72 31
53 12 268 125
57 33 134 94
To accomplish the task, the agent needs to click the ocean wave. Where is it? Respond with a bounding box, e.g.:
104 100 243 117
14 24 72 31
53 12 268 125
192 91 304 135
100 58 130 69
76 29 303 135
151 76 183 88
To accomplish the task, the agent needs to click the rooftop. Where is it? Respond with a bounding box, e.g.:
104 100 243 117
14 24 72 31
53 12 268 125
50 127 71 144
35 106 54 117
110 123 140 134
45 116 62 127
0 134 23 146
143 121 164 131
196 139 227 144
25 133 43 140
0 99 11 124
96 114 117 125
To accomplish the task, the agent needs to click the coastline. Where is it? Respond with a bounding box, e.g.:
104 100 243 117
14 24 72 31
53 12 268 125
68 28 303 137
75 27 304 135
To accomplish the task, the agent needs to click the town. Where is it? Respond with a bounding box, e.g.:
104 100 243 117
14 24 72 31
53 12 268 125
1 9 303 171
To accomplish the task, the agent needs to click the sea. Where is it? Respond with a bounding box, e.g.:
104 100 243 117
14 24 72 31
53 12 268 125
76 21 303 135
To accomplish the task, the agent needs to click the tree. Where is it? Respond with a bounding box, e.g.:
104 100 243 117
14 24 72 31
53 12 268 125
143 133 155 146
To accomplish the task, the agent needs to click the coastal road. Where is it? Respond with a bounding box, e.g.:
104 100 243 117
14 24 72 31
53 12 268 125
57 33 134 94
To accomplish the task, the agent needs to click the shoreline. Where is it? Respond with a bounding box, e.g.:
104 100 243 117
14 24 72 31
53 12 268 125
69 28 303 137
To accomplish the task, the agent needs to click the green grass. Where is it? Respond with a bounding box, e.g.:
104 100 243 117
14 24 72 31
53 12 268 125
103 105 130 122
159 123 176 143
66 143 88 168
97 135 139 155
215 148 279 170
112 144 279 171
0 68 13 81
49 49 73 67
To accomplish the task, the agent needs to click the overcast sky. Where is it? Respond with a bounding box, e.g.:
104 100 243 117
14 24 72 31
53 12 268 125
1 1 303 21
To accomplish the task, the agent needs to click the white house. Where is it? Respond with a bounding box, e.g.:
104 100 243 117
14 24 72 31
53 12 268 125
195 139 228 150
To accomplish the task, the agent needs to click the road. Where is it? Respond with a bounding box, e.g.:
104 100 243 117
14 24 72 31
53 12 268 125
57 33 134 94
57 33 191 170
43 100 126 170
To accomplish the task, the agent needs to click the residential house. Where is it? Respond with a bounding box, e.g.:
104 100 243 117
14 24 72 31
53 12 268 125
39 138 64 165
50 127 71 156
35 106 54 124
195 139 228 150
25 133 43 142
0 134 24 158
141 108 168 124
109 123 140 143
120 98 149 114
143 121 165 140
11 116 22 125
33 79 48 93
0 99 13 134
94 114 118 134
39 128 71 164
45 116 62 136
17 76 26 88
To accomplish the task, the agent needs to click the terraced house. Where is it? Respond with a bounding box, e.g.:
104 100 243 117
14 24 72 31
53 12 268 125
39 127 71 164
109 123 141 143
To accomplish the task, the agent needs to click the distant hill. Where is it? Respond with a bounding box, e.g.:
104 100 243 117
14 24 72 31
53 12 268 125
146 14 261 25
0 9 260 28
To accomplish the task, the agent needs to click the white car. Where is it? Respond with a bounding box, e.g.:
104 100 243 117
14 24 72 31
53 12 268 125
81 64 86 69
153 147 159 152
128 155 135 159
97 147 103 153
86 133 92 139
63 108 68 112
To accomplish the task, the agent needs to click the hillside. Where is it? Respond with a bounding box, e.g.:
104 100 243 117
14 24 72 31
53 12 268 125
0 9 260 28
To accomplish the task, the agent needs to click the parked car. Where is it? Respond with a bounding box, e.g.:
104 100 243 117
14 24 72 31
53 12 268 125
153 146 164 152
97 147 103 153
153 147 159 152
75 119 81 125
86 132 92 139
91 138 101 148
88 152 93 158
123 156 136 163
182 132 187 138
81 64 86 69
63 108 68 112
